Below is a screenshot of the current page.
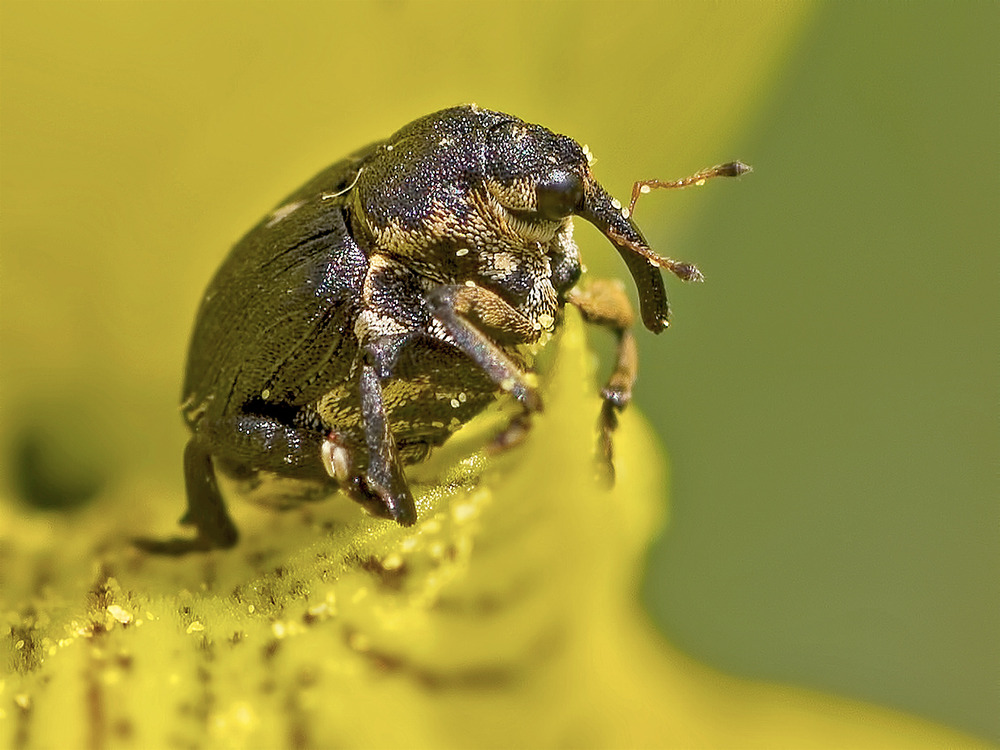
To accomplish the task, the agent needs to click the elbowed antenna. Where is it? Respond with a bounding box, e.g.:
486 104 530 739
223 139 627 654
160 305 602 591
629 161 752 214
580 181 699 333
579 162 751 333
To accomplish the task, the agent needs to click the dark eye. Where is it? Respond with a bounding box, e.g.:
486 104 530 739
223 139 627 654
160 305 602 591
535 170 584 220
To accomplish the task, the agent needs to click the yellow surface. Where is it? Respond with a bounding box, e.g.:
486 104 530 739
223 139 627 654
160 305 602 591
1 313 987 748
2 2 994 747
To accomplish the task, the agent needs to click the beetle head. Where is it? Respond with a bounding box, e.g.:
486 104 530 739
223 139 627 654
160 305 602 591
355 105 699 332
481 112 696 332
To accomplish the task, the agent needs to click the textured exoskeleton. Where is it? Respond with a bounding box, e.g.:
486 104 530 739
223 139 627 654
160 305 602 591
140 105 747 553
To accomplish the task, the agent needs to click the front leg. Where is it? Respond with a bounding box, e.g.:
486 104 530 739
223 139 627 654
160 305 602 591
194 386 416 527
566 279 639 479
425 283 547 453
425 284 543 412
352 360 417 525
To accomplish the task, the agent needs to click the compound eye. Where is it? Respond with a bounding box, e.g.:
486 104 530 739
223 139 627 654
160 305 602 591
535 170 584 221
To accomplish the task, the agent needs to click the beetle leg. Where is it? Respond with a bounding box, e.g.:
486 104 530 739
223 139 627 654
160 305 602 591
195 376 416 526
178 438 240 548
431 283 541 345
566 280 639 479
425 284 546 455
567 279 638 406
134 438 239 554
485 412 534 455
356 361 417 525
426 284 542 412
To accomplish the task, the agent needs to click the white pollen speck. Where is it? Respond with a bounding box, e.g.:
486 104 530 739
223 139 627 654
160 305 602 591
458 392 467 403
455 248 469 257
621 207 630 220
611 197 622 210
107 605 131 625
386 144 394 151
261 389 270 399
265 200 305 228
640 185 651 194
450 398 460 408
321 439 350 480
464 280 476 287
695 178 707 186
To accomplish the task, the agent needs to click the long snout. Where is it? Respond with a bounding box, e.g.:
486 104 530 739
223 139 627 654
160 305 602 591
578 182 701 333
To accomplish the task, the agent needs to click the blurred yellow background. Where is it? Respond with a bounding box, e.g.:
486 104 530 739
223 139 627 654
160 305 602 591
1 1 995 744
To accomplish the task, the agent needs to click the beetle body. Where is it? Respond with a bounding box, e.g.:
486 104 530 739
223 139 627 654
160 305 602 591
141 105 747 553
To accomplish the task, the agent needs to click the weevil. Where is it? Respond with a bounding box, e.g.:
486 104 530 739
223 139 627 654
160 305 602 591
138 104 748 553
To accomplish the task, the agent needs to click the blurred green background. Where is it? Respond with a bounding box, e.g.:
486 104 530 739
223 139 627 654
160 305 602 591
1 1 995 743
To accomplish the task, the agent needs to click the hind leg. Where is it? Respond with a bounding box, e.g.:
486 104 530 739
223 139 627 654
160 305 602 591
134 438 240 554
